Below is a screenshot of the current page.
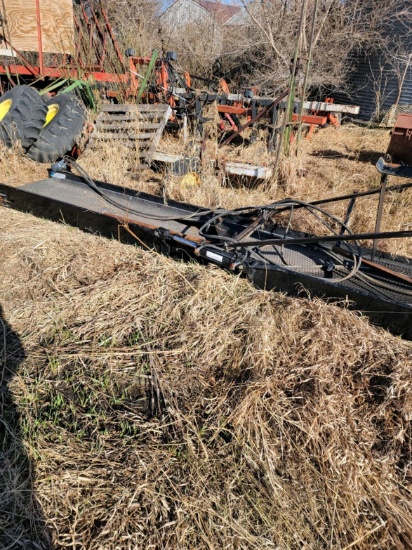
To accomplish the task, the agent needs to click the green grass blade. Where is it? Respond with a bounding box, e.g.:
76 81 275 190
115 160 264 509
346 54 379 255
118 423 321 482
39 78 70 95
136 50 158 104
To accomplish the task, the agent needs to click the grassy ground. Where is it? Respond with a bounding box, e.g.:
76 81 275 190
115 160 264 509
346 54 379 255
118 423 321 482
0 125 411 549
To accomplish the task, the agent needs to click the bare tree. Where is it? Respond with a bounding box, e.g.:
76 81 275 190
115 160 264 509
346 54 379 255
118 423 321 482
98 0 411 98
216 0 412 95
104 0 162 56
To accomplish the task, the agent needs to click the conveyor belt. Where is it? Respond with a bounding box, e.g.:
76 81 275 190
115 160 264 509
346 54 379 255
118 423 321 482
251 243 328 277
2 175 412 338
19 177 202 238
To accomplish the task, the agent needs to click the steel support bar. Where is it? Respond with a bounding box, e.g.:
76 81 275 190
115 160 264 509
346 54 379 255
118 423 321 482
371 174 388 261
291 113 327 125
280 100 360 114
228 228 412 250
99 0 124 65
275 178 412 213
0 65 128 83
217 105 251 116
35 0 44 75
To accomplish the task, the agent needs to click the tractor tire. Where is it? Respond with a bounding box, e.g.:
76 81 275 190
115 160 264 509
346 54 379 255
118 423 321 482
0 85 48 148
26 93 86 163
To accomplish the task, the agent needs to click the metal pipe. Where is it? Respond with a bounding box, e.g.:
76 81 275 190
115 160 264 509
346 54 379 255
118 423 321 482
100 0 124 65
296 0 319 149
273 0 307 172
283 0 307 154
274 179 412 212
228 228 412 250
371 174 388 260
35 0 44 75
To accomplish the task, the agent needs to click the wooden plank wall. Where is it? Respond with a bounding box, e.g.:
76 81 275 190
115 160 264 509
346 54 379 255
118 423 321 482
0 0 74 54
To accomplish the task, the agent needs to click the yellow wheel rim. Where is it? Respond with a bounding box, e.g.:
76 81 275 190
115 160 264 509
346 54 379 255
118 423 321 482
0 99 12 121
44 103 59 127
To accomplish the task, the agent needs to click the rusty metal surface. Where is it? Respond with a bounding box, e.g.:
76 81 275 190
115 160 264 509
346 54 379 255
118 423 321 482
371 174 388 260
376 157 412 178
219 89 289 148
387 113 412 165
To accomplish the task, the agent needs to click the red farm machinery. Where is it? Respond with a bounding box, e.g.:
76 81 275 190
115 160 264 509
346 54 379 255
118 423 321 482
0 0 171 99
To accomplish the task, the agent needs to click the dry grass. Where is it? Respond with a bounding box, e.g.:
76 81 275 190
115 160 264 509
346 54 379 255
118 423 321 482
0 142 48 184
1 124 411 549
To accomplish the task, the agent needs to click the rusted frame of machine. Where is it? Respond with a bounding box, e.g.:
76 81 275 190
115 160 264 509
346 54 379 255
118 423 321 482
0 0 131 86
172 89 345 142
218 90 290 147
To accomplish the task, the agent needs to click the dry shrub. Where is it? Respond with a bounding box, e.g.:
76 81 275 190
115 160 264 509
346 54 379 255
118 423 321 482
1 205 411 549
275 150 308 194
202 102 220 146
220 127 273 165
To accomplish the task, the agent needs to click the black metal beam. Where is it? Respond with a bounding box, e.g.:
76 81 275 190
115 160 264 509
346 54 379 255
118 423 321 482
228 228 412 249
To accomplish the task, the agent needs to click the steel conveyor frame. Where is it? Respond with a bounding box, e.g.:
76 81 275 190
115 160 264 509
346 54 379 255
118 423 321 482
1 170 412 339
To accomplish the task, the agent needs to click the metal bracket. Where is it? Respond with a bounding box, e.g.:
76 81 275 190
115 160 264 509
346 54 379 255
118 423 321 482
154 227 171 255
0 192 10 206
154 227 170 240
376 157 412 179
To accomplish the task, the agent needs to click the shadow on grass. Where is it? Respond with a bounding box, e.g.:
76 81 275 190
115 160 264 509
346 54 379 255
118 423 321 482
0 305 53 549
311 149 383 165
